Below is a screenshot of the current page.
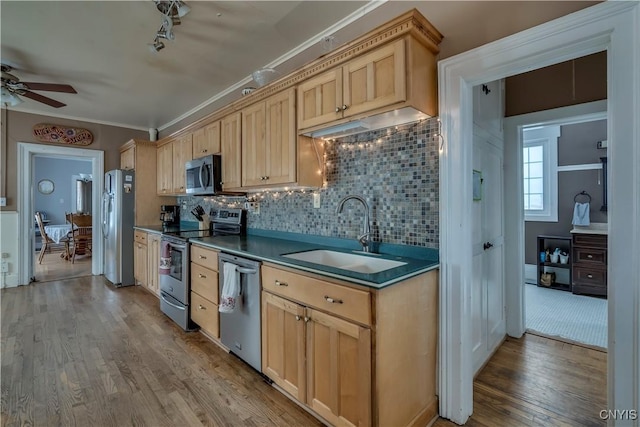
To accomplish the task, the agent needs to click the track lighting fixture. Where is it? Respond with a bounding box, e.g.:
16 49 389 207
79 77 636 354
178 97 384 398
149 1 190 53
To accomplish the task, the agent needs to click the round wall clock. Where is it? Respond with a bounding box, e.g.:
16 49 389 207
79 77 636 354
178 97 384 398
37 179 55 195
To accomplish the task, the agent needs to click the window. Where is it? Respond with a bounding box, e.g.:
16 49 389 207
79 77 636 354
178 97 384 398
523 126 559 222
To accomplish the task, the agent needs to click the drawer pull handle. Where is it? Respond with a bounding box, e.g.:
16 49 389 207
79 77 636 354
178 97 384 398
198 274 206 278
275 280 288 287
587 254 593 259
295 315 301 321
199 255 207 259
198 304 206 310
324 296 343 304
587 274 593 279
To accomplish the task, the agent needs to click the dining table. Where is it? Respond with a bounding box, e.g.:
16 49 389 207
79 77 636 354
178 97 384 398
44 224 72 244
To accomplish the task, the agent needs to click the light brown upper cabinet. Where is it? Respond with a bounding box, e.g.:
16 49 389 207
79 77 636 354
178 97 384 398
192 121 221 158
120 145 135 170
172 134 193 194
297 36 438 135
242 89 297 187
156 141 173 195
221 112 242 191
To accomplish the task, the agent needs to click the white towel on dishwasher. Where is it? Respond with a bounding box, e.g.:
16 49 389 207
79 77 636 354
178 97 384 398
219 262 240 313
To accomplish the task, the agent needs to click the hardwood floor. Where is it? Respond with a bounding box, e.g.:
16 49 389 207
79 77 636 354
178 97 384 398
33 251 91 283
1 276 607 427
433 335 607 427
1 276 321 427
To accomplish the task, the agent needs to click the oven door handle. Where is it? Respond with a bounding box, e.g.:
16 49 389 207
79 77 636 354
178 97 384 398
161 294 186 311
236 266 258 275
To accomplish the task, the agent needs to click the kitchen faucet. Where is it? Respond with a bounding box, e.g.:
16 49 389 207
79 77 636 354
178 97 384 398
336 195 371 252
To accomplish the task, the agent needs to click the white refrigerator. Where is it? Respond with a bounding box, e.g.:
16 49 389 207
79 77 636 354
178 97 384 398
102 169 135 287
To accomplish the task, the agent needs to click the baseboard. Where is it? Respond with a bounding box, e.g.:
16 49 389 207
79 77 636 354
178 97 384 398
408 399 438 427
525 264 537 284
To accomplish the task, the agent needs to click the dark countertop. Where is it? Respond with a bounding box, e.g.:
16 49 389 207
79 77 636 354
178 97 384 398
190 234 439 289
134 225 165 234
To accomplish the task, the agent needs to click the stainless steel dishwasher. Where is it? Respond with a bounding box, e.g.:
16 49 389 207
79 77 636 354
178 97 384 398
218 252 262 372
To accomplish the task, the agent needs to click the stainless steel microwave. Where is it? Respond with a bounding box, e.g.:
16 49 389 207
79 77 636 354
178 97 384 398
185 154 222 195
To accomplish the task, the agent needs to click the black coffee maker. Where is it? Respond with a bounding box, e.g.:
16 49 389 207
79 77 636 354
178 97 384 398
160 205 180 230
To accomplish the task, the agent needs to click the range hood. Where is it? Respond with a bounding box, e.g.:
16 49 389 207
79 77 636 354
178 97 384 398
303 107 431 139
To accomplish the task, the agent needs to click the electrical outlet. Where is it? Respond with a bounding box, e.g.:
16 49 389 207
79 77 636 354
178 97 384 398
0 197 6 207
1 261 8 273
1 253 9 259
313 193 321 209
249 202 260 215
597 140 608 149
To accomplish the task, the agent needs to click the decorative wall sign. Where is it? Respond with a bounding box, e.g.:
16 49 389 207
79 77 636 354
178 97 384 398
32 123 93 146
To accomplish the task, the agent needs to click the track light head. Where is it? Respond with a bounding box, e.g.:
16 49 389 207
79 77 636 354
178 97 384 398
149 39 165 53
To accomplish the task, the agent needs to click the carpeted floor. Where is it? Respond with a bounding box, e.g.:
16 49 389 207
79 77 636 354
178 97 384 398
525 283 607 349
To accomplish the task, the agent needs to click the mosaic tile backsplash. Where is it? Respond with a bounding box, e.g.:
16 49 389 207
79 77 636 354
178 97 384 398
180 118 440 248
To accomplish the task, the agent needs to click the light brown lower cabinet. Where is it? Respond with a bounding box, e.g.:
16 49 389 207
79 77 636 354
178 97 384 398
261 264 438 427
190 245 220 339
133 231 148 288
147 233 161 297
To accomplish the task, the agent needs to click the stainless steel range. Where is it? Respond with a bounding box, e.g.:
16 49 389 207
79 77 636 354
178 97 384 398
159 208 246 331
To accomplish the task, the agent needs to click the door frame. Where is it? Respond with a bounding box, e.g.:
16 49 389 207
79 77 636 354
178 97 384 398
438 2 639 424
17 143 104 284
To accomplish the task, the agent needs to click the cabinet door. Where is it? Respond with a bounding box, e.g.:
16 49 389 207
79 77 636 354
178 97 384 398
342 38 406 118
265 88 296 185
147 233 160 296
297 68 342 130
306 308 371 427
221 112 242 190
193 121 221 157
134 241 148 287
120 147 135 170
156 142 173 195
242 101 267 187
172 134 193 193
262 292 306 402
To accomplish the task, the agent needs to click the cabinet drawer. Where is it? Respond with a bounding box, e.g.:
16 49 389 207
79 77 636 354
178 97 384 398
190 263 218 304
262 266 371 326
573 247 606 265
572 233 607 248
190 292 219 338
191 246 218 270
134 230 147 244
573 282 607 297
573 266 606 286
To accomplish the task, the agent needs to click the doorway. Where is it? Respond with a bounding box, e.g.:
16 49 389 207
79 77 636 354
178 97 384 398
17 143 104 285
32 154 94 282
437 2 639 424
512 107 608 349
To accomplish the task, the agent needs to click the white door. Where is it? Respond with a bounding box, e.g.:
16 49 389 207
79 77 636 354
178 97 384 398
471 131 506 374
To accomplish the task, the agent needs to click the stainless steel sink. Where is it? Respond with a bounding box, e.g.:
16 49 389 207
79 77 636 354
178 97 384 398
282 250 406 274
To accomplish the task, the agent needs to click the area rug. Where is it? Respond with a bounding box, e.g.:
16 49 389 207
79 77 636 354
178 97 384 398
525 283 607 349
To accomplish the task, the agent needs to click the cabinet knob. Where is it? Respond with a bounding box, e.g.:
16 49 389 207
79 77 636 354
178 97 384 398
341 104 348 111
202 149 207 153
335 106 342 113
295 315 301 321
304 316 310 323
198 274 206 278
199 304 206 310
587 274 593 279
587 254 593 259
275 280 288 287
324 296 343 304
199 255 206 259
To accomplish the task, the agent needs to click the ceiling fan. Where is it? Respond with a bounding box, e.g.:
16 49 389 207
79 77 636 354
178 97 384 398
1 64 77 108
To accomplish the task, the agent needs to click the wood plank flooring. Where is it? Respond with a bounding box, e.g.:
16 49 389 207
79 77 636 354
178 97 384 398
433 334 607 427
1 276 321 427
33 251 91 283
2 276 607 427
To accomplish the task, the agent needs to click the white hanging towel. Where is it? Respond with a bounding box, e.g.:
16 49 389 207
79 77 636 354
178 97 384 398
219 262 240 313
572 202 591 226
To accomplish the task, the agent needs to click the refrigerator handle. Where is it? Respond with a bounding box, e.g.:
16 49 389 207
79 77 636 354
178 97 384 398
101 192 110 238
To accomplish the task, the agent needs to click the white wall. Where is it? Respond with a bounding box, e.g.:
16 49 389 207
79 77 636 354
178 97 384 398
0 211 19 287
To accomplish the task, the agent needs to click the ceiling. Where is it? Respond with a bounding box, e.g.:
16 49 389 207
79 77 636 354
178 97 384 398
1 1 598 133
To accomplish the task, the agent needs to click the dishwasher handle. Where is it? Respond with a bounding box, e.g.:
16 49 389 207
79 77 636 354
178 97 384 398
236 266 258 275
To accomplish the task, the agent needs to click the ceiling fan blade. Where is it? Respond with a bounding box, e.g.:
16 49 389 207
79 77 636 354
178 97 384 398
21 82 77 93
21 90 66 108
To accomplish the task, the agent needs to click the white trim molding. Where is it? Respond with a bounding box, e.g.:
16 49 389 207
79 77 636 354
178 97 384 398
557 163 602 172
438 2 639 424
17 143 104 285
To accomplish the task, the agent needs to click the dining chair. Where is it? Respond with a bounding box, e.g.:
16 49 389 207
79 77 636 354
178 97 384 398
68 213 92 264
34 212 70 264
